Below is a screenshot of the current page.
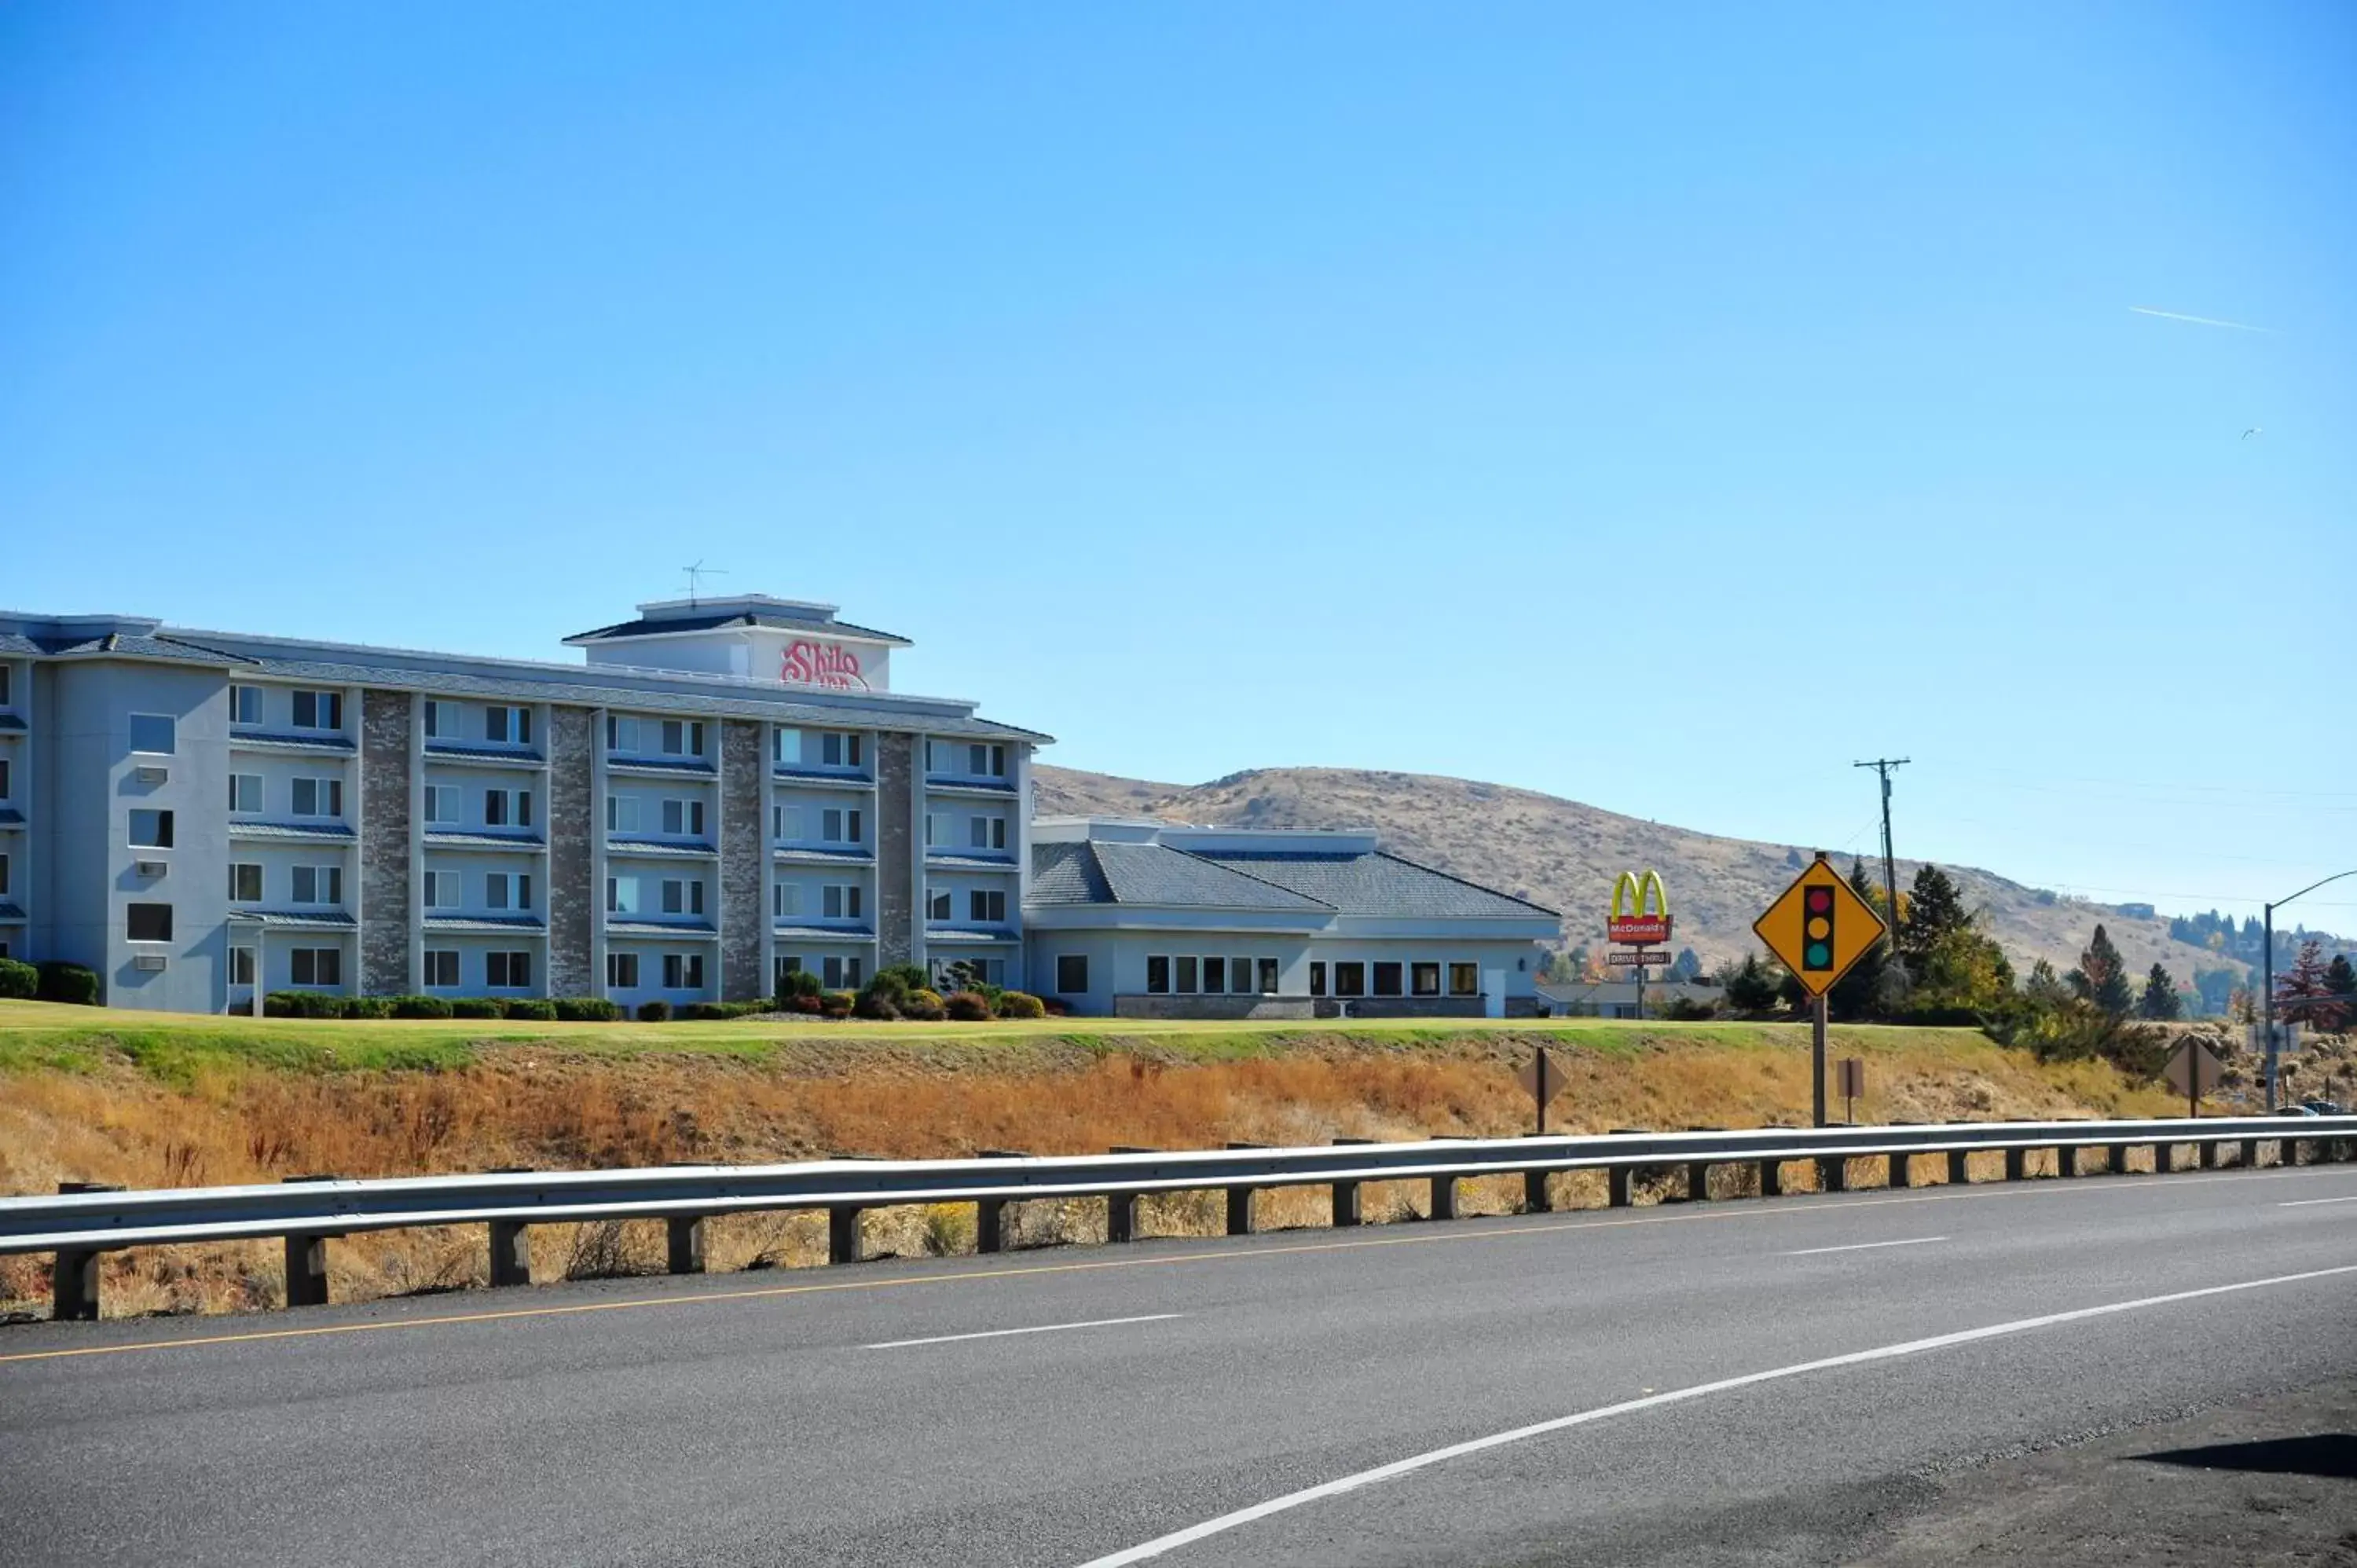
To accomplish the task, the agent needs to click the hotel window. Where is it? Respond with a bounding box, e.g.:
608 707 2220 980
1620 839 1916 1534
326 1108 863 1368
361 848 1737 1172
659 719 704 757
128 713 176 755
1412 962 1442 997
291 691 343 731
772 802 799 841
663 953 706 990
485 705 531 746
486 951 531 989
1258 958 1280 995
607 951 640 989
773 883 802 919
424 870 462 910
292 778 343 818
1333 962 1366 998
1309 962 1326 997
1201 958 1226 994
486 872 532 911
230 947 256 987
1232 958 1255 996
968 815 1007 851
773 955 802 991
607 795 643 833
923 812 945 848
483 788 532 828
1373 962 1403 997
607 715 642 752
661 878 703 916
967 888 1006 923
0 664 12 705
230 685 261 725
0 852 9 896
1146 956 1171 994
228 773 262 813
773 727 801 766
821 808 863 844
423 950 460 988
424 786 459 825
606 875 641 914
1056 955 1089 994
422 699 445 739
1449 963 1480 997
290 947 341 987
291 866 343 906
820 731 863 768
126 903 173 942
1175 957 1198 994
662 798 706 837
128 809 174 848
822 884 863 920
927 887 951 921
820 955 860 990
0 757 9 799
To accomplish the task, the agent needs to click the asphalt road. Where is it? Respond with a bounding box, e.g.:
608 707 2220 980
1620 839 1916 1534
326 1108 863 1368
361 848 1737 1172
3 1160 2355 1566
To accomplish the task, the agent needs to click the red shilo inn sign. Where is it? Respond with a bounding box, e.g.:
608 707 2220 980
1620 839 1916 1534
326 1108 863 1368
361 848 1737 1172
782 639 869 691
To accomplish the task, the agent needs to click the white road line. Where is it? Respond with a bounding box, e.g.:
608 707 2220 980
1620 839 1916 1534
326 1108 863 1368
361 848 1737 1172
2279 1194 2357 1208
863 1313 1181 1351
1787 1236 1948 1256
1070 1263 2357 1568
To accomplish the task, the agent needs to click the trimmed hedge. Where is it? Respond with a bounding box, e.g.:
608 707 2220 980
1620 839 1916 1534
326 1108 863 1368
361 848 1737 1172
944 989 993 1021
636 999 672 1022
343 995 395 1020
994 990 1046 1020
383 995 452 1020
263 990 343 1018
500 998 559 1022
0 957 38 1000
37 962 101 1006
553 996 623 1022
902 987 947 1021
448 997 504 1019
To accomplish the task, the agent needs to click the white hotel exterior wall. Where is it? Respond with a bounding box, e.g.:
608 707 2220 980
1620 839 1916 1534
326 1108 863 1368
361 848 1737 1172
0 598 1047 1012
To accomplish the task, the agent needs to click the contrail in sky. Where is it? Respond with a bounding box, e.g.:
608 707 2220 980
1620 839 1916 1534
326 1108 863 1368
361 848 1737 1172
2129 305 2277 333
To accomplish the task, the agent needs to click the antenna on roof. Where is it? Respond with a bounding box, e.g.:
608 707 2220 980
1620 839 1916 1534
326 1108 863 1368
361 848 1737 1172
682 560 729 605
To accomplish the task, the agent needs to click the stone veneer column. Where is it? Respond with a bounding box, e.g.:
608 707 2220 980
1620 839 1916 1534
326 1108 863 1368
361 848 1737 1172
545 705 596 997
359 690 415 995
875 732 916 968
719 720 765 1001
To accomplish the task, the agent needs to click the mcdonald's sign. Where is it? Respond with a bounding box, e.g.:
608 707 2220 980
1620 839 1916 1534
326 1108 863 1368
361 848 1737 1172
1607 869 1672 946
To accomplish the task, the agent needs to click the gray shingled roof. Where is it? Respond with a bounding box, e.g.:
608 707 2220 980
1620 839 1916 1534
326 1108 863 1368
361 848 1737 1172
226 909 357 929
0 713 27 731
0 808 23 827
228 819 356 842
0 902 25 921
568 609 912 647
423 830 545 852
422 914 547 932
231 729 357 753
1188 850 1558 918
36 632 254 665
609 837 717 859
423 742 542 764
1027 839 1330 911
770 924 875 941
605 919 717 938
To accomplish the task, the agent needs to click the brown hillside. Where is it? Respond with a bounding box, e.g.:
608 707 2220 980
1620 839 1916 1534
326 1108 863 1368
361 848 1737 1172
1034 764 2241 987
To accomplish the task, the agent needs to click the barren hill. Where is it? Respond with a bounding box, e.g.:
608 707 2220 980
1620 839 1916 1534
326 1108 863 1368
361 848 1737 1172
1033 764 2242 988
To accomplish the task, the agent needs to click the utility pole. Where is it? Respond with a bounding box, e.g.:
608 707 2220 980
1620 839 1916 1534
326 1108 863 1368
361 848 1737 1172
1853 758 1910 937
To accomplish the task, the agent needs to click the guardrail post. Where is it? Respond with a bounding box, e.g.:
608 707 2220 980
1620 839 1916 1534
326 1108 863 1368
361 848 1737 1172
1523 1169 1552 1214
284 1234 329 1308
489 1219 532 1287
1684 1162 1710 1203
828 1205 863 1265
976 1149 1026 1255
1430 1173 1457 1221
2151 1141 2172 1174
1226 1142 1266 1236
1886 1153 1911 1189
2004 1147 2026 1181
1945 1150 1970 1185
1607 1167 1633 1207
1331 1138 1373 1225
1107 1146 1153 1243
51 1181 119 1321
2199 1140 2220 1169
2056 1145 2077 1178
665 1216 705 1275
2239 1138 2258 1169
1758 1160 1782 1198
1816 1156 1847 1193
2104 1141 2129 1175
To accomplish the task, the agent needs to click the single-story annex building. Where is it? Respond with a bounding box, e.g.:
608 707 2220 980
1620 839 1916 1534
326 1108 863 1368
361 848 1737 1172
1021 818 1560 1018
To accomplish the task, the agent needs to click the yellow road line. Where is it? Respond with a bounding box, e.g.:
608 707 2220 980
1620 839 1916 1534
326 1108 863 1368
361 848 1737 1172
2 1162 2345 1368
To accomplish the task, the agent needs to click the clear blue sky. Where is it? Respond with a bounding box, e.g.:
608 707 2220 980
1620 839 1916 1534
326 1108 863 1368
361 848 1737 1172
5 3 2352 926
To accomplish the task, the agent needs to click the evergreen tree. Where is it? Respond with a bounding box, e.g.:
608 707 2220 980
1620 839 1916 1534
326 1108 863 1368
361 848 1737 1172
2080 925 2133 1017
1900 865 1969 959
2276 939 2350 1031
2138 963 2182 1020
1668 947 1702 982
1828 859 1892 1020
2023 958 2072 1009
1725 952 1781 1014
2327 953 2357 1008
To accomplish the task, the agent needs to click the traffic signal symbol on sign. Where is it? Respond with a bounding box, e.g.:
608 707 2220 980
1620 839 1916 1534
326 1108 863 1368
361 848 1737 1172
1754 855 1888 997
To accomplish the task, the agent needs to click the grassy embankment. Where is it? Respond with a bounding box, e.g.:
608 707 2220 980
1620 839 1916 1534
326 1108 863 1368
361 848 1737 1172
0 998 2193 1318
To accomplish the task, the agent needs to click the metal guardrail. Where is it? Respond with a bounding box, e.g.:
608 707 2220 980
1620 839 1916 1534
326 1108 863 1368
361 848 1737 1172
7 1115 2354 1321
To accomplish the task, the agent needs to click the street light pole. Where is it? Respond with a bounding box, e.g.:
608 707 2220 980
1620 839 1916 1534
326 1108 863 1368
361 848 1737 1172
2260 868 2357 1112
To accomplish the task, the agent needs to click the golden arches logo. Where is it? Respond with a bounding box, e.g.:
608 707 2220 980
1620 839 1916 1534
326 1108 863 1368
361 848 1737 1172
1611 870 1669 922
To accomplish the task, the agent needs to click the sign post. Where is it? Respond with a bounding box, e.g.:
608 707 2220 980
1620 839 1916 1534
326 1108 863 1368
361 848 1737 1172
2165 1039 2225 1119
1836 1057 1865 1124
1517 1048 1572 1135
1608 870 1673 1023
1754 854 1889 1128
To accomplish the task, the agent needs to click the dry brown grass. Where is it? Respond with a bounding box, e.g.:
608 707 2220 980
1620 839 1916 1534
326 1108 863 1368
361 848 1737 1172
0 1026 2187 1318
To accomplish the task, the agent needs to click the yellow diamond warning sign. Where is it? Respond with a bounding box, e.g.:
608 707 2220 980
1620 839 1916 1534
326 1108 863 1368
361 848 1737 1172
1754 854 1887 997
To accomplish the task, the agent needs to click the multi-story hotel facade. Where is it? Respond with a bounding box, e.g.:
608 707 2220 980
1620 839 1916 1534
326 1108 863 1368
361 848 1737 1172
0 595 1047 1013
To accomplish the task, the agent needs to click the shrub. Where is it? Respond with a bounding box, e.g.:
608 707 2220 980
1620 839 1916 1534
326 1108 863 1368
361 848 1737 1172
902 987 947 1021
819 991 855 1018
788 993 823 1015
500 998 559 1022
36 962 101 1006
775 968 823 1002
678 1001 735 1021
944 989 994 1021
0 958 39 1000
636 999 672 1022
1041 997 1070 1017
995 990 1047 1020
853 993 902 1021
448 997 503 1019
343 995 395 1020
264 990 338 1018
553 996 622 1022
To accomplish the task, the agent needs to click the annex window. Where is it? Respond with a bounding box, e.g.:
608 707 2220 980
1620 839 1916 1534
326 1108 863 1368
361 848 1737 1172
1412 962 1442 997
424 870 463 910
1258 958 1280 995
128 808 174 848
821 955 860 991
291 691 343 731
820 731 863 768
0 853 10 896
230 685 262 725
966 888 1006 923
659 720 704 757
1175 956 1198 994
821 884 863 920
1201 957 1226 994
1333 962 1366 998
0 757 9 800
290 947 341 987
607 795 643 834
773 883 802 919
1146 956 1171 994
662 798 706 837
773 727 801 767
126 902 173 942
486 872 532 911
606 874 641 914
661 879 704 917
229 946 257 986
663 952 706 991
422 699 445 739
968 815 1007 851
923 811 944 848
127 713 176 755
291 865 343 906
292 777 343 818
1373 962 1403 997
485 705 532 746
772 803 800 841
1231 957 1255 996
1309 962 1327 997
486 951 531 989
607 951 640 989
1057 954 1089 995
423 950 460 988
1449 963 1480 997
821 808 863 844
926 887 951 921
228 772 262 813
607 715 642 752
423 786 459 825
